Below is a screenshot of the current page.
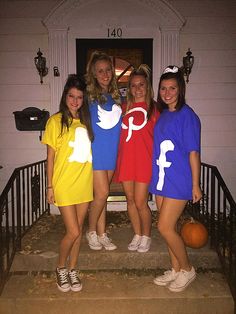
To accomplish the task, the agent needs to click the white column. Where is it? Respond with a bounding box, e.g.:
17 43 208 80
160 29 180 71
48 28 69 113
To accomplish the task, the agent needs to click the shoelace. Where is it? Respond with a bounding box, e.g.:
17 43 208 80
69 271 79 284
130 236 140 245
90 233 99 241
58 269 68 284
101 235 112 244
139 238 146 247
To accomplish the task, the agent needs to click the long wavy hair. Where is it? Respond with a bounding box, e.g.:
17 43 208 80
58 74 93 141
157 65 186 113
126 64 155 120
85 51 121 105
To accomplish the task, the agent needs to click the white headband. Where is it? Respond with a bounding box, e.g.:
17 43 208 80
163 66 179 74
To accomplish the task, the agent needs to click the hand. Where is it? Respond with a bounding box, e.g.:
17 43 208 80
192 185 202 203
47 188 55 204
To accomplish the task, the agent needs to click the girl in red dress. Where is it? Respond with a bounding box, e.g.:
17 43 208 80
115 64 159 252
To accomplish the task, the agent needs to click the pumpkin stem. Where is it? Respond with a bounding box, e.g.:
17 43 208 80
190 217 195 223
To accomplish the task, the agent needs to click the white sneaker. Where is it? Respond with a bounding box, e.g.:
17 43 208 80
137 235 151 253
98 233 117 251
153 269 179 286
168 267 196 292
68 269 82 292
128 234 142 251
86 231 102 250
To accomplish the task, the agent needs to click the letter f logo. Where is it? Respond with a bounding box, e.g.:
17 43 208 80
156 140 174 190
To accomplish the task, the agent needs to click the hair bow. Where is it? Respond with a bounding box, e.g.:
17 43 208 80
163 66 179 74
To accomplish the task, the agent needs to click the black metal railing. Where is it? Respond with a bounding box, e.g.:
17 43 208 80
0 160 49 294
188 162 236 306
0 160 235 306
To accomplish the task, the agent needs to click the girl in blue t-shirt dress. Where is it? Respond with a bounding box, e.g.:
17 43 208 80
150 66 202 292
85 51 122 251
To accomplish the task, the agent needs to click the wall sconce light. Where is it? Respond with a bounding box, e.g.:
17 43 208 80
182 48 194 83
34 48 48 84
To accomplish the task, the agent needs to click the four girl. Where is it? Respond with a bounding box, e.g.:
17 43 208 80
43 59 202 293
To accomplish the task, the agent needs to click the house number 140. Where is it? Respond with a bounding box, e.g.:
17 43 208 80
107 28 122 38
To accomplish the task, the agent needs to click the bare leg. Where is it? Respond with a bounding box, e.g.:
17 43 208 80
97 206 106 235
134 182 152 237
156 196 191 271
156 196 179 270
89 170 114 235
122 181 141 235
68 202 89 269
58 202 88 268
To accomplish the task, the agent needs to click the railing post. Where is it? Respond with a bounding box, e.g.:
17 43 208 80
0 209 3 290
210 169 216 248
0 160 48 296
16 175 22 250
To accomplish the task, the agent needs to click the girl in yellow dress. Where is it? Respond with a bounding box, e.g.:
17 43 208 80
42 74 93 292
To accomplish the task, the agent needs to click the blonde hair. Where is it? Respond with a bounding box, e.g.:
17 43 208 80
85 51 121 105
126 64 154 119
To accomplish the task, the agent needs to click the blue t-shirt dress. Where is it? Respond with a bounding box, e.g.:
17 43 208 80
149 104 201 200
89 94 122 170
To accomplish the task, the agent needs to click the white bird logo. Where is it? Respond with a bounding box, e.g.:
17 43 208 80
96 104 122 129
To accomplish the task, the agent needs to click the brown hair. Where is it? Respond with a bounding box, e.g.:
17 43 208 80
157 65 186 112
59 74 93 141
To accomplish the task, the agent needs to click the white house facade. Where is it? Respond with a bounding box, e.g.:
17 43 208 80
0 0 236 200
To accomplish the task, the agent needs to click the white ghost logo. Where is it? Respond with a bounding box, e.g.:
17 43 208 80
96 104 122 129
68 127 92 163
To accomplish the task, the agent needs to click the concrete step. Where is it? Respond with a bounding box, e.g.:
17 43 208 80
11 215 220 272
0 270 234 314
2 213 234 314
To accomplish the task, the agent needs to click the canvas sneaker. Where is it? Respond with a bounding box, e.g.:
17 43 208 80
98 233 117 250
68 269 82 292
128 234 142 251
168 267 196 292
137 235 151 253
153 269 179 286
86 231 102 250
56 267 70 292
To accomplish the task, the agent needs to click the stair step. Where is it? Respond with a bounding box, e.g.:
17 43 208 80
10 214 220 271
11 225 220 271
3 214 234 313
0 270 234 314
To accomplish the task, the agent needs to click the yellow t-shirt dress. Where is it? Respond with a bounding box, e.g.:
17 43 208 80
42 113 93 206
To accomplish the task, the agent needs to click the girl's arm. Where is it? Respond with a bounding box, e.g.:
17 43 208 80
46 145 55 204
189 151 202 203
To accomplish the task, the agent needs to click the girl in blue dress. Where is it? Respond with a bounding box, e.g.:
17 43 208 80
85 51 122 251
150 66 202 292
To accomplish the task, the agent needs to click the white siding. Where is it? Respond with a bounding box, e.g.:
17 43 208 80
172 0 236 198
0 1 58 191
0 0 236 201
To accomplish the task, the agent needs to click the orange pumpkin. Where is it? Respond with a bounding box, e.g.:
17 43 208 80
180 218 208 249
